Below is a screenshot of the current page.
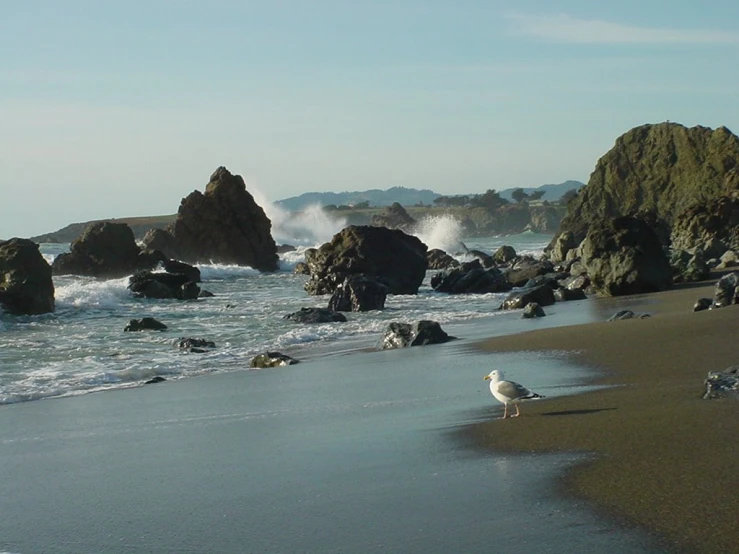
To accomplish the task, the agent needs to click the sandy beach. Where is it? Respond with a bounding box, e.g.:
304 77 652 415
470 276 739 554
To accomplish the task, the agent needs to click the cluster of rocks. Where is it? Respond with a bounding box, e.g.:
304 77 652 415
693 271 739 311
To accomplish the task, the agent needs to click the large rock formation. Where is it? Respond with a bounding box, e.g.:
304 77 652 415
550 123 739 251
670 193 739 254
0 238 55 315
304 226 428 295
371 202 417 232
142 167 279 271
579 216 672 296
52 222 163 278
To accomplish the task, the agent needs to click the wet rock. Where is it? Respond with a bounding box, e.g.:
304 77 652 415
162 259 201 282
493 245 517 264
607 310 651 321
284 307 347 324
703 366 739 399
499 285 556 310
378 320 455 349
427 249 459 270
250 351 299 368
714 271 739 307
293 262 310 275
0 238 55 315
144 376 167 384
431 260 511 294
553 287 587 302
328 276 387 312
177 337 216 353
504 258 555 288
124 317 168 331
198 290 215 298
693 298 713 312
128 271 200 300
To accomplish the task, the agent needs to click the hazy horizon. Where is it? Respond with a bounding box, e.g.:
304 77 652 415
2 1 738 238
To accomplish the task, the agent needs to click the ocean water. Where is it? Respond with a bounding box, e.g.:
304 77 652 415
0 213 554 405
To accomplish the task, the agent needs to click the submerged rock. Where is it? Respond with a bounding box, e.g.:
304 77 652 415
177 337 216 353
607 310 651 321
284 307 347 324
124 317 168 332
250 352 299 368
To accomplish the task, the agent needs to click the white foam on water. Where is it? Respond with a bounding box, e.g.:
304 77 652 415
54 276 131 309
199 263 260 280
413 215 465 253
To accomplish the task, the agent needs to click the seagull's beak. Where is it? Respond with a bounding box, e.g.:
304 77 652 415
483 375 491 381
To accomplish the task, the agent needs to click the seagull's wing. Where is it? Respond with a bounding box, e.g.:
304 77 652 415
497 380 535 401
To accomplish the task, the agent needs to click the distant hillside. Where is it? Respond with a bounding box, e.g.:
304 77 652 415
498 180 585 202
276 186 440 211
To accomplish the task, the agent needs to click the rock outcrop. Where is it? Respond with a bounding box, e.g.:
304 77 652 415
0 238 55 315
431 260 512 294
371 202 417 232
128 271 200 300
378 320 455 349
550 123 739 251
304 226 428 295
670 194 739 254
52 222 163 278
142 167 279 271
579 216 672 296
328 276 387 312
283 307 347 324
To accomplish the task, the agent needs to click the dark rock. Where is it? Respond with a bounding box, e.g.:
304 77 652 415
493 245 517 264
504 258 555 288
548 231 578 264
607 310 651 321
328 276 387 312
304 225 427 295
124 317 167 332
378 320 455 350
146 167 279 271
277 244 297 254
714 271 739 307
523 273 566 289
522 302 546 318
0 238 55 315
670 248 710 283
162 259 201 282
128 271 201 300
693 298 713 312
52 222 160 278
703 366 739 399
144 376 167 384
500 284 556 310
431 260 512 294
427 249 459 270
718 250 738 268
140 228 180 260
549 123 739 250
553 287 587 301
284 307 347 324
250 351 299 368
177 337 216 352
198 289 215 298
371 202 417 232
468 249 495 268
579 216 672 296
293 262 310 275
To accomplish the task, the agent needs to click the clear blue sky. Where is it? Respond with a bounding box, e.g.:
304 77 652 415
2 0 738 238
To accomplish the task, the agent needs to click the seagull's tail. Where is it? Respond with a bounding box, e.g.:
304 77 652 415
524 393 545 400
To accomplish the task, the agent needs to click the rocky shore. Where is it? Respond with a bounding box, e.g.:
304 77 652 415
467 276 739 554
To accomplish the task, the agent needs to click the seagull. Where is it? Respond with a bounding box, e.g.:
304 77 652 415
484 369 544 419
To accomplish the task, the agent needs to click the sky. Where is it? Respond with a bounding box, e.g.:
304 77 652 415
2 0 739 238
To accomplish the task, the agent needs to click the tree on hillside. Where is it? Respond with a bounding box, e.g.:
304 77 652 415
433 195 470 207
472 189 509 211
528 190 546 202
511 188 528 203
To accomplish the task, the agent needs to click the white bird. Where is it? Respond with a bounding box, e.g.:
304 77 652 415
484 369 544 419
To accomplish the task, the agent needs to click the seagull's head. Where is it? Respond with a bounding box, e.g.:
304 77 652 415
484 369 502 382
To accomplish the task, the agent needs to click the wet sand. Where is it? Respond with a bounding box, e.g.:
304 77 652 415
471 279 739 554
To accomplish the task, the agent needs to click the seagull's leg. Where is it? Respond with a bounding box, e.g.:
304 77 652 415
512 404 521 418
501 404 508 419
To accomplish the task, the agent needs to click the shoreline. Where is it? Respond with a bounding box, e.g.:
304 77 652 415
467 277 739 554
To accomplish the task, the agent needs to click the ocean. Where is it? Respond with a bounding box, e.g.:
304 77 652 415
0 212 555 406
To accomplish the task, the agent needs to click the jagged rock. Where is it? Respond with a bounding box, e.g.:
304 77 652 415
304 226 427 295
522 302 546 318
670 248 710 283
694 298 713 312
177 337 216 353
293 262 310 275
141 228 180 260
0 238 55 315
328 276 387 312
607 310 650 321
162 259 200 282
430 260 512 294
548 231 578 264
579 216 672 296
499 284 556 310
504 258 555 288
52 222 163 278
549 123 739 250
124 317 168 331
427 249 459 270
378 320 455 349
671 195 739 254
128 271 200 300
371 202 417 231
250 351 299 368
553 287 587 301
284 307 347 324
493 245 517 264
714 271 739 307
467 249 495 268
703 366 739 399
144 167 279 271
718 250 738 268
